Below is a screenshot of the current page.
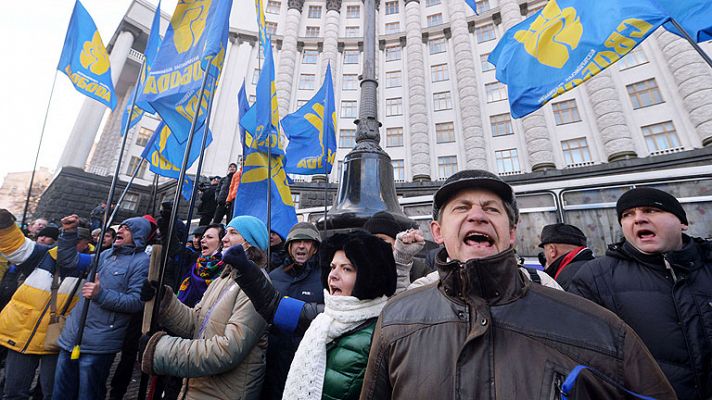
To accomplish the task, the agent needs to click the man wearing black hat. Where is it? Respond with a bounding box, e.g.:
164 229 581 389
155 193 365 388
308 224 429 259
36 226 60 246
360 171 674 399
538 223 594 290
570 187 712 399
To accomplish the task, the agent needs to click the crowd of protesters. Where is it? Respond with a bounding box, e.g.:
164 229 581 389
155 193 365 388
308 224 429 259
0 165 708 399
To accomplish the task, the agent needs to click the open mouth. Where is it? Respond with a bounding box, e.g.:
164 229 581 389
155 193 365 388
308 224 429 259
464 231 495 247
116 234 124 242
330 285 342 295
295 250 307 258
636 229 656 240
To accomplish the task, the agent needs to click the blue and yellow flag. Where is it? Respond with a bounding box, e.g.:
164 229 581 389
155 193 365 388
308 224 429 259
137 0 232 147
282 63 337 175
657 0 712 42
465 0 477 14
255 0 268 48
120 0 163 135
57 1 116 110
488 0 669 118
239 35 284 156
141 122 195 200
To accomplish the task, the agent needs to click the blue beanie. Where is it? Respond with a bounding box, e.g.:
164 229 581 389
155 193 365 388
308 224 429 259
227 216 269 252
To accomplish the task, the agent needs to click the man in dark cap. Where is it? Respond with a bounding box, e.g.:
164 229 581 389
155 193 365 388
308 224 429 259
570 187 712 399
360 170 673 399
36 226 60 246
538 223 594 290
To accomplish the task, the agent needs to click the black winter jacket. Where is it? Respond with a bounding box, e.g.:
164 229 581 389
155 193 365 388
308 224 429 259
544 247 595 290
216 172 234 205
570 236 712 400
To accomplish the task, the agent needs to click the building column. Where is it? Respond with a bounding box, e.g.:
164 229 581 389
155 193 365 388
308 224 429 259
499 0 556 171
402 0 431 181
58 29 136 170
655 30 712 146
276 0 304 120
321 0 342 79
584 70 638 161
446 0 486 169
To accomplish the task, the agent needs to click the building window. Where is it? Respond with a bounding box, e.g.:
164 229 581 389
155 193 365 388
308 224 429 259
305 26 320 37
125 156 147 180
433 91 452 111
476 0 491 12
551 99 581 125
302 50 318 64
385 22 400 34
339 129 356 148
265 21 277 35
431 64 449 82
427 13 443 27
495 149 520 174
438 156 458 179
385 45 401 61
346 5 360 18
342 74 358 90
436 122 455 143
386 71 402 88
344 50 360 64
392 159 405 181
308 5 322 18
385 1 399 15
561 137 592 166
252 68 261 85
627 78 664 109
341 100 357 118
490 113 513 137
299 74 315 90
476 24 496 43
387 127 404 147
480 54 494 72
485 82 507 102
641 121 682 153
345 26 360 37
249 94 256 103
426 0 441 6
136 127 153 146
429 37 446 55
618 46 648 70
386 97 403 116
120 192 140 212
266 1 280 14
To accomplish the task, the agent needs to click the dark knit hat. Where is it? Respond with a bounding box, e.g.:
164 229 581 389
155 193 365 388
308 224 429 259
538 223 587 247
76 227 92 241
363 211 400 239
616 187 687 225
191 226 208 236
37 226 59 241
286 222 321 247
432 169 519 223
320 231 397 300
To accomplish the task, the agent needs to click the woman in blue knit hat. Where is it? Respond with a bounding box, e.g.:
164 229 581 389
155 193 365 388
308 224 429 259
223 216 270 269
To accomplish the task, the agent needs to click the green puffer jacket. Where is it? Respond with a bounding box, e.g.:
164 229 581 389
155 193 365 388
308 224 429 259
322 319 376 400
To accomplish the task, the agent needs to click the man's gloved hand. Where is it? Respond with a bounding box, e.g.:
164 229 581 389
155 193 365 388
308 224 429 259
394 229 425 265
0 209 16 230
222 244 249 269
140 279 163 302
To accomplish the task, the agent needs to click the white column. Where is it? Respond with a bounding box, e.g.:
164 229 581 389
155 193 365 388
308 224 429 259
404 0 431 180
446 0 486 169
276 1 304 120
58 30 135 170
500 0 556 171
320 0 341 79
655 30 712 146
584 70 638 161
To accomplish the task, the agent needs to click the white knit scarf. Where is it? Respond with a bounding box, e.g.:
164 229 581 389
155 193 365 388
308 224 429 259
281 290 388 400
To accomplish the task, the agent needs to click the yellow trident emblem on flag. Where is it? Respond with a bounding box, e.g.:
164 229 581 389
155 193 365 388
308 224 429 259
80 31 110 75
241 152 295 207
514 0 583 68
172 0 211 54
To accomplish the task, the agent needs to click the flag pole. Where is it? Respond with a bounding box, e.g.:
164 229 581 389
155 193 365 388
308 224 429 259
21 71 58 232
669 18 712 69
149 171 160 216
71 59 146 360
107 158 146 225
183 73 218 243
137 57 214 399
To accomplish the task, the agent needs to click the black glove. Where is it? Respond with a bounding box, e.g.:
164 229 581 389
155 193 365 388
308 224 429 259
225 244 282 323
0 209 16 230
222 244 249 269
140 279 162 302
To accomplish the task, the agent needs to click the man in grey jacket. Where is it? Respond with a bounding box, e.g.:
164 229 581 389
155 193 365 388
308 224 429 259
53 214 150 400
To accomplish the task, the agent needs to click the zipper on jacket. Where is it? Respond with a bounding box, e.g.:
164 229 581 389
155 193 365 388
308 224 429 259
663 257 678 283
458 262 468 302
550 373 564 400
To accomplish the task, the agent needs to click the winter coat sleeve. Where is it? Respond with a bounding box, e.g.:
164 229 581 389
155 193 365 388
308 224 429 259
359 316 392 400
622 323 677 398
93 256 148 314
226 169 241 204
56 230 94 272
0 223 35 264
150 288 266 378
157 290 198 339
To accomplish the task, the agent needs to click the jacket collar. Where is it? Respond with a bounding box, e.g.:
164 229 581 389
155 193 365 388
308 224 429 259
612 234 705 272
436 247 526 305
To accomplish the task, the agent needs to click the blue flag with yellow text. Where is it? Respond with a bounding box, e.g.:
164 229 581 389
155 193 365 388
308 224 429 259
140 122 195 200
57 1 116 110
120 0 163 135
137 0 232 148
656 0 712 42
282 63 337 175
488 0 669 118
